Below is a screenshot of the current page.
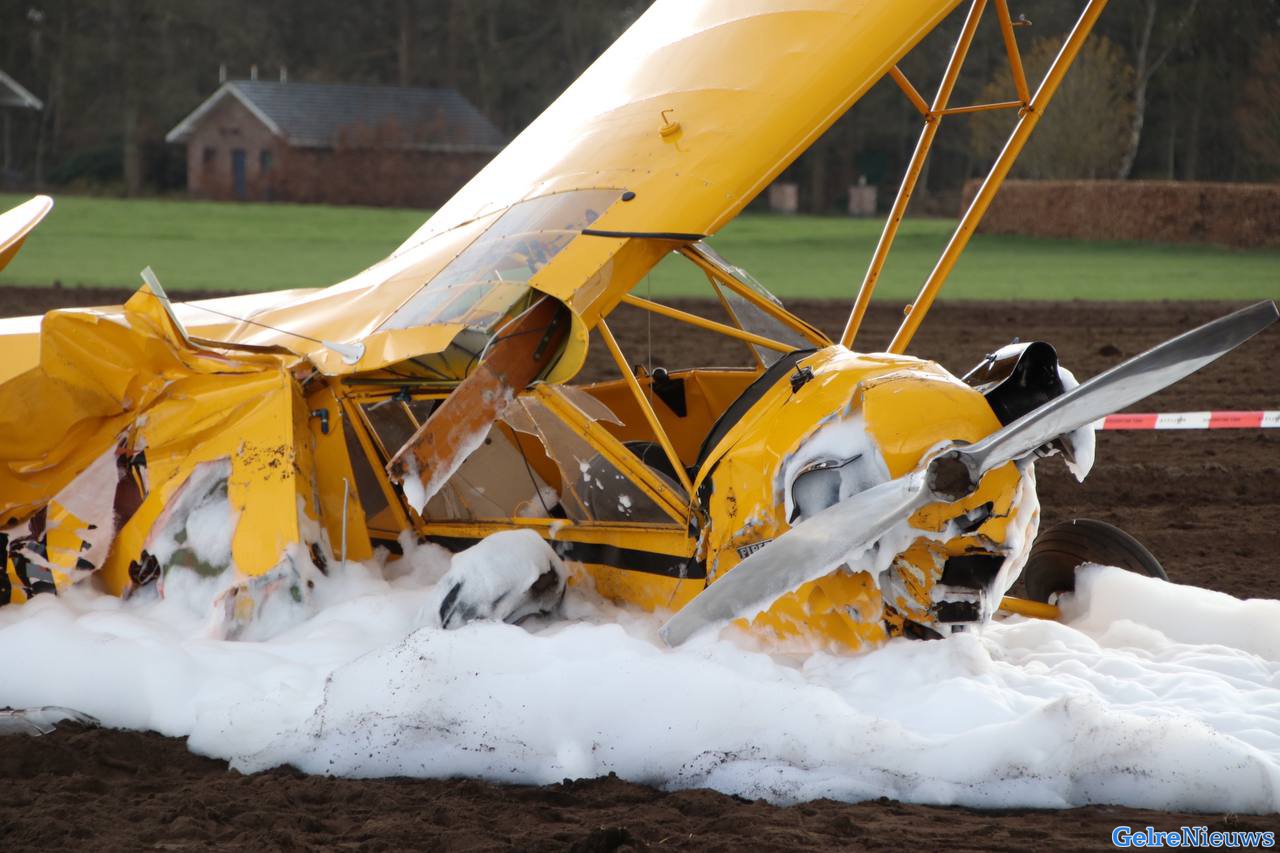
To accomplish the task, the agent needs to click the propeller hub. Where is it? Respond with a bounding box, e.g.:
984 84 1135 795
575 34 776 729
925 449 979 502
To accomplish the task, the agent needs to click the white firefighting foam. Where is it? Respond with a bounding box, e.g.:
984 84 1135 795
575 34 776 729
1 538 1278 813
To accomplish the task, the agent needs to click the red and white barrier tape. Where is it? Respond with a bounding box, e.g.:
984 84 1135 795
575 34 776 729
1093 411 1280 430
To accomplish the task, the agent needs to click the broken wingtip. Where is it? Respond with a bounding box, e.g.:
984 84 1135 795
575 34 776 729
322 339 365 366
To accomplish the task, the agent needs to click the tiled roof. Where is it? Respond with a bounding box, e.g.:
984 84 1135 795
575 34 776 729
166 81 505 152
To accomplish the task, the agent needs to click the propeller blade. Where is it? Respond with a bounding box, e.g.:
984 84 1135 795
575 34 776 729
660 473 929 646
929 300 1279 499
660 300 1277 646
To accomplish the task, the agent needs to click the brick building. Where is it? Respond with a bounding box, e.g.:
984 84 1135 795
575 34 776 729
165 81 505 207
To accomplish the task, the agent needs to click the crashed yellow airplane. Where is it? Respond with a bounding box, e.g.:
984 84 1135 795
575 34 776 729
0 0 1275 650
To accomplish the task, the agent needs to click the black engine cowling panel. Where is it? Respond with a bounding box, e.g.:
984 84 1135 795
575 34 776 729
963 340 1065 426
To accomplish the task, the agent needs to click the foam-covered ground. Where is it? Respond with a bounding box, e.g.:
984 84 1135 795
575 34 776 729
3 542 1280 816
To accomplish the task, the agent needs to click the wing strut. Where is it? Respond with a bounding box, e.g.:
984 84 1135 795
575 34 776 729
839 0 1112 352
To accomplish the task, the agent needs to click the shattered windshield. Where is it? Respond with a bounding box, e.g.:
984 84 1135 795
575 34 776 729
500 395 675 524
407 390 674 525
694 244 808 365
381 189 622 334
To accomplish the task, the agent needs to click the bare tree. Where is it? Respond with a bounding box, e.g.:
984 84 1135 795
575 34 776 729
968 35 1134 180
109 0 144 197
397 0 416 86
1116 0 1199 179
1235 34 1280 178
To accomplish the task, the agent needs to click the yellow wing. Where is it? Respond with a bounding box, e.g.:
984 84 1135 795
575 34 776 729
0 195 53 273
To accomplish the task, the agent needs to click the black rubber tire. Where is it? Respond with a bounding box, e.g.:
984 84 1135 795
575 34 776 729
1023 519 1168 603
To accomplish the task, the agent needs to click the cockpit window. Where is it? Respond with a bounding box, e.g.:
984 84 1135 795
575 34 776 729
423 423 560 521
411 390 676 525
381 189 622 333
696 244 808 365
502 395 674 524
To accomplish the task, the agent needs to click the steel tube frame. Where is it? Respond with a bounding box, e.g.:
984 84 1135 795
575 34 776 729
888 0 1110 353
938 99 1022 116
995 0 1031 104
839 0 989 349
596 317 696 497
888 66 930 117
619 293 795 354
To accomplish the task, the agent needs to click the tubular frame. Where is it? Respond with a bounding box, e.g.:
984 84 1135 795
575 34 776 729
840 0 1110 353
888 0 1110 353
840 0 989 349
619 292 795 354
596 317 696 497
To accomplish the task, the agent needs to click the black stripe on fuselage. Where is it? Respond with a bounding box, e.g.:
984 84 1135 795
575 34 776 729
422 534 705 580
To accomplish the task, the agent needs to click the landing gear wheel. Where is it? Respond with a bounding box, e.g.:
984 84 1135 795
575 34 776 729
1023 519 1168 604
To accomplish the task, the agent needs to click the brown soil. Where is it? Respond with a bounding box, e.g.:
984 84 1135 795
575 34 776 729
2 288 1278 851
963 179 1280 249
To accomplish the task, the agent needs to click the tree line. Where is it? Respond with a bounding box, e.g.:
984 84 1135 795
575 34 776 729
1 0 1276 211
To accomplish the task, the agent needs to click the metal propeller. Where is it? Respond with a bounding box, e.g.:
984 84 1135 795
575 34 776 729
660 300 1278 646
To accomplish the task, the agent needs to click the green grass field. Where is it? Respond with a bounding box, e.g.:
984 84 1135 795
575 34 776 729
2 193 1277 301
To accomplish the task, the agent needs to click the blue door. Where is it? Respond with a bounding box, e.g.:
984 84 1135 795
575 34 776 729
232 149 247 199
